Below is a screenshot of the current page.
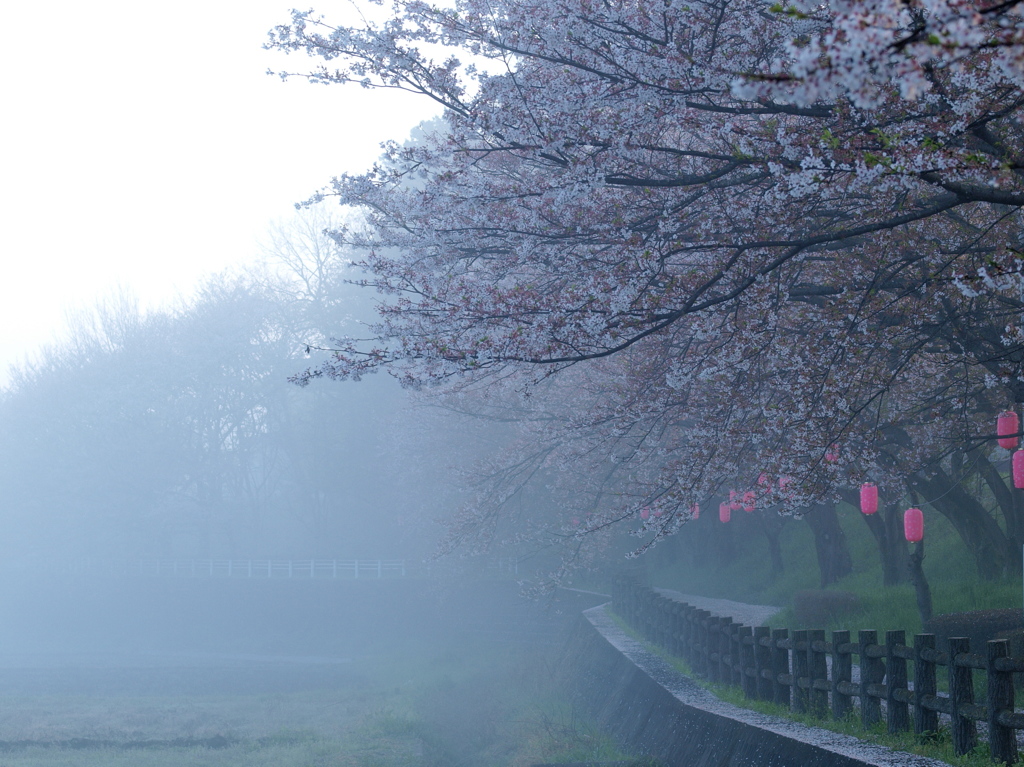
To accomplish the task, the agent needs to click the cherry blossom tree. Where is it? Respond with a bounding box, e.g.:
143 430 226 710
265 0 1024 581
268 0 1023 384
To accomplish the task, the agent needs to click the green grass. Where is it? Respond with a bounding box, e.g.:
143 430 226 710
641 499 1023 635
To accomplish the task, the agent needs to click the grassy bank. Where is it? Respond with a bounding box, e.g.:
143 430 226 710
639 499 1021 634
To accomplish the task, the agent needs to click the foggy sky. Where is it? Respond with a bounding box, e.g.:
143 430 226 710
0 0 439 386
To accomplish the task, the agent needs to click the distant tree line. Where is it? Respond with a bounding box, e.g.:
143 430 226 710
0 210 488 564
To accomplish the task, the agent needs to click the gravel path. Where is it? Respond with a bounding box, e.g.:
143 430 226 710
655 588 781 627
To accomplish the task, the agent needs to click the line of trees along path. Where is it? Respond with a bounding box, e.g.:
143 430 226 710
257 0 1024 586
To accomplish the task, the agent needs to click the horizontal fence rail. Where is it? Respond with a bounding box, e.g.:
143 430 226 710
612 578 1024 765
44 559 407 579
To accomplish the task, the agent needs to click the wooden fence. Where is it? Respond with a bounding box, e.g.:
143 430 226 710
612 579 1024 764
51 559 407 579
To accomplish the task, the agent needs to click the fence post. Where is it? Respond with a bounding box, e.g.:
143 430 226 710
681 605 694 666
651 591 663 644
754 626 772 701
772 628 791 707
669 601 683 656
655 593 663 647
730 621 743 686
738 626 755 698
792 629 809 714
706 616 721 683
668 598 679 652
832 629 852 720
632 587 644 633
635 587 646 635
987 639 1017 766
913 634 938 737
948 636 978 756
676 603 689 659
859 630 883 728
808 629 828 717
648 593 661 643
650 593 663 645
660 596 673 648
700 610 712 678
886 629 909 734
719 618 734 684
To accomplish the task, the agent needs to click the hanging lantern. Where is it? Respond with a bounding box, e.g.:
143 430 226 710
1014 451 1024 489
640 507 650 521
653 508 663 518
757 473 771 488
904 508 924 543
719 502 731 523
998 411 1020 449
825 445 839 463
860 483 878 515
691 503 700 520
742 490 755 512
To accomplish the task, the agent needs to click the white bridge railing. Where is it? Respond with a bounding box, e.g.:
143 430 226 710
53 559 407 579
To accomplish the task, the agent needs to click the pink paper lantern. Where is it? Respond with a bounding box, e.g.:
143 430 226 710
691 503 700 519
998 411 1020 449
653 508 663 518
640 507 650 521
742 490 755 512
860 483 878 515
757 473 770 488
719 502 731 523
1014 451 1024 489
904 507 924 543
825 444 839 463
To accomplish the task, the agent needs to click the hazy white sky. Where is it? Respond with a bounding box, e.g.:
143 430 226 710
0 1 438 384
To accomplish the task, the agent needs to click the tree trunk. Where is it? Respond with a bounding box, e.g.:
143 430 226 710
909 468 1011 580
908 539 933 625
757 510 786 582
977 451 1024 576
866 505 911 586
803 502 853 588
838 488 908 586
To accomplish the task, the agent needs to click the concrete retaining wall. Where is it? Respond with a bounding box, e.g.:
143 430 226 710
566 604 951 767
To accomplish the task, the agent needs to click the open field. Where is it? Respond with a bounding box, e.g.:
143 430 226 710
0 581 631 767
0 647 638 767
0 653 415 767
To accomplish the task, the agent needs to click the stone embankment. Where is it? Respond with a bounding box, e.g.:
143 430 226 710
566 598 951 767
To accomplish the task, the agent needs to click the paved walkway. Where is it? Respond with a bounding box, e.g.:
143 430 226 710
655 588 781 627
